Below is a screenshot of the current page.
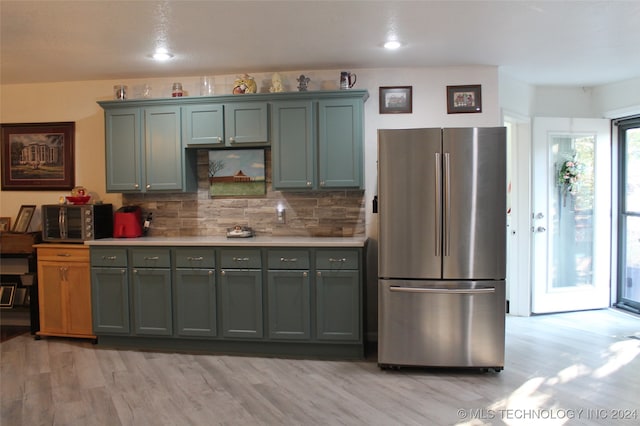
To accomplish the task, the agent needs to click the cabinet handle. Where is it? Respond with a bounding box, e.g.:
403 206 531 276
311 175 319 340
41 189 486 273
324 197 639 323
232 257 250 262
328 257 347 263
317 271 321 277
280 257 298 262
217 137 223 143
187 256 204 262
146 184 151 190
144 256 160 261
102 255 117 261
303 272 308 277
229 137 235 143
134 184 140 189
221 270 226 276
56 253 72 257
120 269 126 274
133 269 138 274
320 180 325 187
306 181 312 187
208 270 213 275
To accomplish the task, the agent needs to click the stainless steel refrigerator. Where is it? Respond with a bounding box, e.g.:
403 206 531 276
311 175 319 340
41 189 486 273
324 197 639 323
377 127 506 371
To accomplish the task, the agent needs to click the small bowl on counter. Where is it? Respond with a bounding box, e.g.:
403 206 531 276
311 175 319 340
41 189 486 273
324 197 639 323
66 195 91 205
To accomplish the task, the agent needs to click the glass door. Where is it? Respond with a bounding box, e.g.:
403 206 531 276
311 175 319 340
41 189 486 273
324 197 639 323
532 118 611 313
617 118 640 312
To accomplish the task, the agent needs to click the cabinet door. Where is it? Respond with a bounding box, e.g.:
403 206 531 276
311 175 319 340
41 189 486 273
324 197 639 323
175 269 217 337
318 98 363 188
315 270 360 341
132 268 173 336
144 106 183 191
271 101 315 189
182 103 224 147
224 102 269 146
91 267 130 334
267 270 310 340
220 270 263 338
65 262 93 336
38 262 66 334
105 108 143 192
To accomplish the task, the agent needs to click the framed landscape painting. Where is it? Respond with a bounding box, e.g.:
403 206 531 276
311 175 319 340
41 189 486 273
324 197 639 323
208 149 266 197
1 121 75 190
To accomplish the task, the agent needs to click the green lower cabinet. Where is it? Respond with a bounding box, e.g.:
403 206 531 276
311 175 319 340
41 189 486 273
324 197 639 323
315 270 360 341
220 269 263 338
132 268 173 336
267 270 310 340
174 269 217 337
91 267 130 334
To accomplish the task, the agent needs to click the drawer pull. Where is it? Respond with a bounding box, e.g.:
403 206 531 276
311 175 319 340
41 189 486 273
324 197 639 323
303 272 308 277
280 257 298 262
144 256 160 261
56 253 72 257
328 257 347 263
187 256 204 262
102 255 117 261
232 257 250 262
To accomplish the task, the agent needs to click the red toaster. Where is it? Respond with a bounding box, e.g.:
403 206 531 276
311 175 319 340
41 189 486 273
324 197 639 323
113 206 143 238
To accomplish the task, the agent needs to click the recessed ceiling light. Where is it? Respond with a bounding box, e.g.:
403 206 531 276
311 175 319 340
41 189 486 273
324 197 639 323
384 40 402 50
152 48 173 61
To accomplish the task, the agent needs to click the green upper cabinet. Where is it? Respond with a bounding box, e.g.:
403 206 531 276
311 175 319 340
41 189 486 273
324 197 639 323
104 107 142 192
271 101 315 189
271 91 367 190
224 102 269 146
182 102 268 148
318 98 363 189
182 103 225 147
102 105 197 193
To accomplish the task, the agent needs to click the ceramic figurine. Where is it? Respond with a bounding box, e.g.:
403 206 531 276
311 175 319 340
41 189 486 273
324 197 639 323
297 74 310 91
233 73 257 94
270 73 284 93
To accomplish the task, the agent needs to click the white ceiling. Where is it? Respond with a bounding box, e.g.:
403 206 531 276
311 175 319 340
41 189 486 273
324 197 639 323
1 0 639 87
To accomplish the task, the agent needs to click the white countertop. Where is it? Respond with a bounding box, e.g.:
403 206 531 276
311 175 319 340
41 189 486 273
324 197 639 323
84 236 367 248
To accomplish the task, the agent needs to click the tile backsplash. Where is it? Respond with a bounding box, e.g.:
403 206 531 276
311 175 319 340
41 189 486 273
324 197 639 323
122 149 366 237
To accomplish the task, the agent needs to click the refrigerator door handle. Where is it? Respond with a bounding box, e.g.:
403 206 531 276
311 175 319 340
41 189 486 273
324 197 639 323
443 152 451 256
389 286 495 294
435 153 442 257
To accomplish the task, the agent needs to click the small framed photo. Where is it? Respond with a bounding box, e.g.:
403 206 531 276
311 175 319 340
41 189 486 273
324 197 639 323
1 121 75 190
0 217 10 232
12 205 36 233
0 284 17 308
379 86 413 114
447 84 482 114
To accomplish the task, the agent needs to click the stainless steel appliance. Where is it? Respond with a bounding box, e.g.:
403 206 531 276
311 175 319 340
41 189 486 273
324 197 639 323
42 204 113 243
377 127 506 371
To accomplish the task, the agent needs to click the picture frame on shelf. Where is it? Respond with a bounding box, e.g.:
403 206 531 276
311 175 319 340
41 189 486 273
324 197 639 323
379 86 413 114
1 121 75 190
0 217 10 232
12 205 36 233
446 84 482 114
0 284 17 308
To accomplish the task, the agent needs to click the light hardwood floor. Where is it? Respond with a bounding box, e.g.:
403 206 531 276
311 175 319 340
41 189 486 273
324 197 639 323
1 309 639 426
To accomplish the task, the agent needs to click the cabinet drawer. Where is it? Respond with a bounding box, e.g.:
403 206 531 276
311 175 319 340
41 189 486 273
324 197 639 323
316 250 359 270
131 248 171 268
91 248 128 267
175 248 216 268
268 250 309 270
221 249 261 269
37 245 89 262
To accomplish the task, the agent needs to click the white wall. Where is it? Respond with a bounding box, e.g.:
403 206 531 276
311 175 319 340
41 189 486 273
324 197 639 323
0 66 502 224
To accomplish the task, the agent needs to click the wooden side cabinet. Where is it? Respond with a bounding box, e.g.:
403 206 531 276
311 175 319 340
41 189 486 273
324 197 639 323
35 244 95 340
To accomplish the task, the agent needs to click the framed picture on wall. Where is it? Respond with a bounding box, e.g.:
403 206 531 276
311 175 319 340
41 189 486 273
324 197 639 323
379 86 413 114
1 121 75 190
446 85 482 114
208 149 266 198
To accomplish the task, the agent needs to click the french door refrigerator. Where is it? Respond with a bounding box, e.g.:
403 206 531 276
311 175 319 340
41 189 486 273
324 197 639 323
377 127 506 371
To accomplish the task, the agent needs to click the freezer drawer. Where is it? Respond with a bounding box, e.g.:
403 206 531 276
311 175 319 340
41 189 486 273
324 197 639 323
378 279 505 369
